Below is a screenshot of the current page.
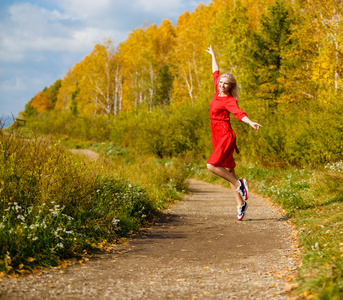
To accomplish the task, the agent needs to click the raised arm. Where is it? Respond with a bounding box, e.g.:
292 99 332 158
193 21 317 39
205 45 219 73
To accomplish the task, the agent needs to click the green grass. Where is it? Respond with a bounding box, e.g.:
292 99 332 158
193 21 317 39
188 159 343 299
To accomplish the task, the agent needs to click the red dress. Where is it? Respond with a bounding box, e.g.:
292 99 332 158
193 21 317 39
207 71 247 168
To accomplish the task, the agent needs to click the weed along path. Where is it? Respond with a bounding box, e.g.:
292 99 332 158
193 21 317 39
0 180 299 300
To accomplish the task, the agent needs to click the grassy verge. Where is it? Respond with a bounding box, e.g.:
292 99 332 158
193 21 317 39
188 160 343 299
2 124 342 299
0 130 187 276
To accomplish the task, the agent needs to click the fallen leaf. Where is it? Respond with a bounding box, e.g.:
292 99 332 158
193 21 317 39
283 283 298 292
27 257 35 262
18 269 31 275
32 267 41 274
304 290 311 297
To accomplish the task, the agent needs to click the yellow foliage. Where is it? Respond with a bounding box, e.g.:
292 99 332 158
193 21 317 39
31 91 52 112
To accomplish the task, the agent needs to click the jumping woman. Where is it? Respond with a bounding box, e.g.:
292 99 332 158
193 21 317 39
205 45 262 221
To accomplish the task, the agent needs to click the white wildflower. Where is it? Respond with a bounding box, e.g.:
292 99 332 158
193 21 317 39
112 218 120 226
17 215 25 222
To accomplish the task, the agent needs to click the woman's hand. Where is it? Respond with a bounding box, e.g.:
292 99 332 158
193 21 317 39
206 45 219 72
206 45 215 56
242 116 262 131
249 122 262 131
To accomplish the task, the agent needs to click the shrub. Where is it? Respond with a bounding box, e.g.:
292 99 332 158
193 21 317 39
0 128 186 274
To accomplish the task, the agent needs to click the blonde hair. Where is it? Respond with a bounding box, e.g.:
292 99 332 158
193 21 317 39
218 73 239 100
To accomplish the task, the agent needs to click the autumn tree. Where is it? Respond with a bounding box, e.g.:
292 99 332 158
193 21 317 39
77 40 122 116
172 4 215 103
283 0 343 105
30 90 53 112
24 79 61 116
55 63 83 112
119 20 176 110
55 40 122 117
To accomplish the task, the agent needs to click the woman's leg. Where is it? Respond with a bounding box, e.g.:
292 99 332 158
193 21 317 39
207 164 244 206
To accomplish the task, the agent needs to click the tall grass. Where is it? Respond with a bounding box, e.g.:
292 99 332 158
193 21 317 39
0 127 188 275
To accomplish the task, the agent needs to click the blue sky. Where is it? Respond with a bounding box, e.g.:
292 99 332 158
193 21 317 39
0 0 210 125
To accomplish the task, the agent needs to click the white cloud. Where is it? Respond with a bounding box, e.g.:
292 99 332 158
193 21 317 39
0 1 137 63
57 0 112 19
134 0 185 16
0 3 75 62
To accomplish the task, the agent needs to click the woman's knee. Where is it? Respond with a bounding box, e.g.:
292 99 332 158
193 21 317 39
207 163 215 172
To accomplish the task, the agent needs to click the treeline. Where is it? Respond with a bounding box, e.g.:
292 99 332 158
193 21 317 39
23 0 343 166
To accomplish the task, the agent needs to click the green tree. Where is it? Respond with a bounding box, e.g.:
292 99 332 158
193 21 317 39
46 79 62 109
154 65 173 107
23 98 38 118
247 0 293 109
70 82 79 116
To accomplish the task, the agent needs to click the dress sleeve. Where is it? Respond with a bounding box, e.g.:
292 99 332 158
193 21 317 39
212 71 220 93
225 96 247 121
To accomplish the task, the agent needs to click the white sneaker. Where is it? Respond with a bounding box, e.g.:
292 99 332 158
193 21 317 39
237 201 248 221
235 179 249 200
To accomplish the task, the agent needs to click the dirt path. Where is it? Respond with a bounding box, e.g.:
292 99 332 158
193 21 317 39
0 180 299 300
68 149 100 160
